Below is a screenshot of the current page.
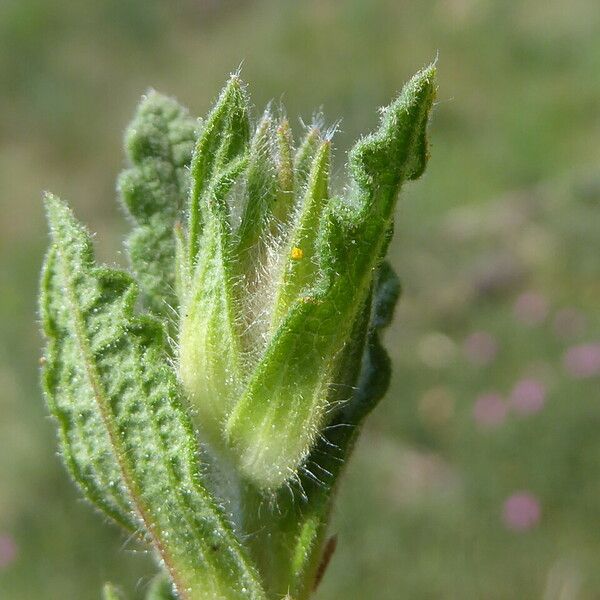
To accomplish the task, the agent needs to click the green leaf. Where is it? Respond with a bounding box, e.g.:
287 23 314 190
41 228 139 533
187 74 250 264
41 195 266 600
224 65 436 489
179 76 251 450
118 90 197 320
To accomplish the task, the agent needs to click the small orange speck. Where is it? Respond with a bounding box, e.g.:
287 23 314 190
291 247 304 260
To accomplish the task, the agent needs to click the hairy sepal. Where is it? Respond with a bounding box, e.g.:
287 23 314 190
287 262 401 598
294 123 324 193
270 139 331 326
241 262 400 598
235 109 279 267
187 75 250 262
41 195 266 600
179 75 252 451
225 65 436 489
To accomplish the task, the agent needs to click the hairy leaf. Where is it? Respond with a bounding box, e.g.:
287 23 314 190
118 90 197 320
225 65 436 489
41 224 139 533
179 76 250 451
41 195 266 600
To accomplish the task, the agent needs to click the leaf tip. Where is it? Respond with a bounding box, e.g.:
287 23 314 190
43 193 70 234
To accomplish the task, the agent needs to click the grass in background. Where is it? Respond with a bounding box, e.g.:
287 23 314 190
1 0 599 597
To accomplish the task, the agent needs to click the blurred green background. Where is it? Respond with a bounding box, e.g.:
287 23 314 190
1 0 599 598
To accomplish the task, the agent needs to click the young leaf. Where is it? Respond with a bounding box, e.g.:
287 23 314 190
117 90 197 320
41 195 266 600
179 76 251 450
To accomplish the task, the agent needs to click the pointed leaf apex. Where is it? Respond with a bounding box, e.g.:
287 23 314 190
221 73 248 103
43 191 62 215
349 63 436 192
43 194 87 248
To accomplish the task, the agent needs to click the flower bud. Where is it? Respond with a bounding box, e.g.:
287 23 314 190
179 66 436 488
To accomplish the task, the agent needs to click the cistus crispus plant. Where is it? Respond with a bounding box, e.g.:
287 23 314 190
39 64 436 600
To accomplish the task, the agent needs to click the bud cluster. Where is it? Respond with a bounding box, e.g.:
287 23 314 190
177 69 436 488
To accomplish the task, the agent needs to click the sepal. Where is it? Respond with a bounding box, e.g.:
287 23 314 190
179 75 251 450
224 66 435 489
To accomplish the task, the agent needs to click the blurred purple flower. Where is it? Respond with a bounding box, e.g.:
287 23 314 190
503 492 541 532
0 534 17 569
464 331 498 366
553 308 586 340
473 392 507 429
563 343 600 379
510 378 546 416
513 291 549 326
